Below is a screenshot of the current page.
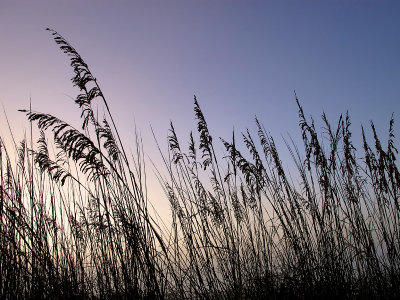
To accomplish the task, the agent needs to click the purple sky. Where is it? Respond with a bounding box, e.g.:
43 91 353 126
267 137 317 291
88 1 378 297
1 0 399 215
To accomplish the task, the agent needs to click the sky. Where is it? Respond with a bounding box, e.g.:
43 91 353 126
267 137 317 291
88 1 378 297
1 0 400 219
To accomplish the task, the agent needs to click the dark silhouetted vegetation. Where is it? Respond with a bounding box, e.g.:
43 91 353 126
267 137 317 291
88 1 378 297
0 30 399 299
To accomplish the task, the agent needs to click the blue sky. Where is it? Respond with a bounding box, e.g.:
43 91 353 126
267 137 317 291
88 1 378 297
1 0 399 213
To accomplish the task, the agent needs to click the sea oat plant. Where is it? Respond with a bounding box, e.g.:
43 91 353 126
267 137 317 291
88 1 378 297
0 29 399 299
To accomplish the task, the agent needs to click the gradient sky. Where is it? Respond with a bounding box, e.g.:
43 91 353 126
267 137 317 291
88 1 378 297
1 0 399 217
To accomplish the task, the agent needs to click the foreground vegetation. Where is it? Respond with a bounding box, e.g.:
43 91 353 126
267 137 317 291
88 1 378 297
0 30 399 299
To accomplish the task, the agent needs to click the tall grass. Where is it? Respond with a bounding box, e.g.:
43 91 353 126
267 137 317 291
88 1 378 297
0 29 399 299
1 29 167 299
160 96 400 299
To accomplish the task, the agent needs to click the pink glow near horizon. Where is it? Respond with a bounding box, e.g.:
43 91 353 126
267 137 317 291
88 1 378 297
1 0 399 221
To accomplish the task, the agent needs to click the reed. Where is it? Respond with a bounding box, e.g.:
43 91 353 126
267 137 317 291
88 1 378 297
0 29 398 299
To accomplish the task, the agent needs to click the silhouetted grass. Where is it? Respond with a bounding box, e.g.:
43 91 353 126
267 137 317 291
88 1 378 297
0 29 399 299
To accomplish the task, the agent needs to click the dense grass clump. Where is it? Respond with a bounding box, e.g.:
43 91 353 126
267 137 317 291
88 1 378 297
1 29 167 299
161 97 400 299
0 30 399 299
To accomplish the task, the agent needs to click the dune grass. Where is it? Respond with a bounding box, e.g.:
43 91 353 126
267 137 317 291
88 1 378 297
0 29 399 299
